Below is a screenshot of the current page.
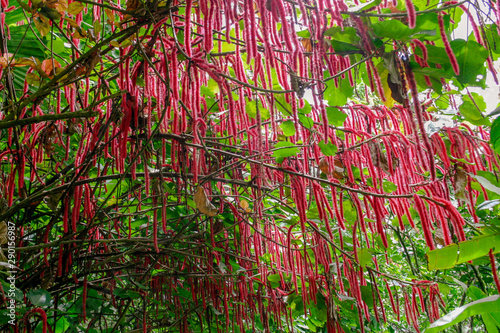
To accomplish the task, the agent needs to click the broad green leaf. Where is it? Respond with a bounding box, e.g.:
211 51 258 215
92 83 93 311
326 107 348 126
427 233 500 270
272 142 299 158
280 120 296 137
5 7 26 25
275 95 291 116
372 20 412 40
412 13 440 40
467 286 500 331
328 40 362 54
451 40 489 87
492 117 500 154
299 99 312 114
200 79 220 98
267 274 281 282
357 248 372 267
342 200 358 226
27 289 53 307
360 285 374 308
412 66 452 80
473 174 500 195
319 141 337 156
297 30 311 38
245 99 271 120
427 244 459 270
324 80 354 107
459 101 490 126
114 287 141 299
298 114 314 129
457 234 500 264
7 26 45 60
324 27 361 44
477 200 500 211
55 316 71 331
425 295 500 333
382 180 397 193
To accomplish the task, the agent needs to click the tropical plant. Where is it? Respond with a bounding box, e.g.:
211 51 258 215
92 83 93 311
1 0 500 332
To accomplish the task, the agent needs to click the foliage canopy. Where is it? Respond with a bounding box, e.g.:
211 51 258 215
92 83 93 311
1 0 500 332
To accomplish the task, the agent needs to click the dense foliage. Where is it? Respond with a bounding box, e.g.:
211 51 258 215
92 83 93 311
1 0 500 332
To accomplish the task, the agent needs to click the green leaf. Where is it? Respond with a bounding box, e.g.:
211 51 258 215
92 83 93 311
427 233 500 270
7 25 45 60
324 27 361 44
324 80 353 107
382 180 397 193
425 295 500 333
200 79 220 98
360 285 374 308
319 141 337 156
267 274 281 283
298 99 312 114
114 287 141 299
473 174 500 195
427 244 459 270
412 13 440 39
342 200 358 227
459 101 490 126
467 286 500 331
491 117 500 155
5 7 26 25
477 200 500 211
55 316 71 331
328 40 362 54
298 114 314 129
357 248 372 267
372 20 412 40
245 98 271 120
451 40 489 87
457 233 500 264
296 30 311 38
280 120 296 137
326 107 348 126
27 289 53 307
272 142 299 158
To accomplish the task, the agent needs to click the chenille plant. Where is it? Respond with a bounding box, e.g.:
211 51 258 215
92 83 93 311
1 0 500 332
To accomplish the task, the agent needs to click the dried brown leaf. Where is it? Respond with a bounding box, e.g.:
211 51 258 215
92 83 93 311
332 157 345 180
239 199 249 210
318 158 330 175
0 222 7 245
0 250 7 271
434 228 446 247
194 186 218 217
454 167 468 202
368 140 397 175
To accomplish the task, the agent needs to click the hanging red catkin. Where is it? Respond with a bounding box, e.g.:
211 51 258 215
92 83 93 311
184 0 193 57
274 0 294 51
404 60 436 180
489 249 500 293
31 308 48 333
385 280 398 318
413 194 435 250
404 0 416 28
438 13 460 75
433 197 466 241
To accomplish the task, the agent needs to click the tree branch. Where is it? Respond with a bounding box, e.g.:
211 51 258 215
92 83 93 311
0 110 98 130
